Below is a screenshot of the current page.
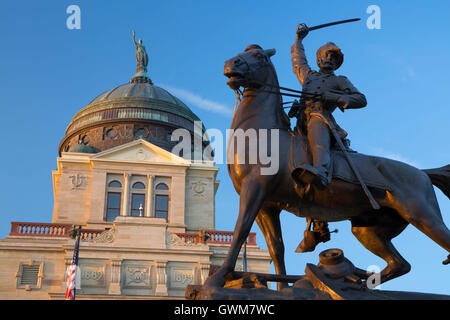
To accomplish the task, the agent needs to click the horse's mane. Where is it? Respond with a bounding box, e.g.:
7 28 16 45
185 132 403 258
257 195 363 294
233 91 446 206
267 60 291 130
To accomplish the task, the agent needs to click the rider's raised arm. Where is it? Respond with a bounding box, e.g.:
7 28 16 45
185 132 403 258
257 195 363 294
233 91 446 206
291 25 312 86
132 30 138 48
291 38 312 86
337 76 367 110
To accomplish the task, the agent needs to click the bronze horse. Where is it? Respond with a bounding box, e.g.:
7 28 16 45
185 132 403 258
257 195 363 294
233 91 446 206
204 45 450 290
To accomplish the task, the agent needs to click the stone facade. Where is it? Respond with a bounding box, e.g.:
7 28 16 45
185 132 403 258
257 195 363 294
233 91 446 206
0 139 271 299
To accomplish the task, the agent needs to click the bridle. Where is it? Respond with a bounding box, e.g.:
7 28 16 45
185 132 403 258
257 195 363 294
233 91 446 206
231 52 321 117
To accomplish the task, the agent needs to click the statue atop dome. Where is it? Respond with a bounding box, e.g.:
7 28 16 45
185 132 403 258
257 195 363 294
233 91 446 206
131 30 152 84
132 30 149 74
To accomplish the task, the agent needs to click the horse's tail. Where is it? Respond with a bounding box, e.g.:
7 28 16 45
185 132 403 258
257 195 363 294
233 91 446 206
423 165 450 199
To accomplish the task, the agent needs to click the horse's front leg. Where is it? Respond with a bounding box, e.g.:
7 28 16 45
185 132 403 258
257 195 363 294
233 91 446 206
204 178 267 289
255 206 288 290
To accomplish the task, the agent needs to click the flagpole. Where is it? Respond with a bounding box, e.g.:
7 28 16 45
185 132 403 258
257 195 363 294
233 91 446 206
243 237 248 272
65 225 82 300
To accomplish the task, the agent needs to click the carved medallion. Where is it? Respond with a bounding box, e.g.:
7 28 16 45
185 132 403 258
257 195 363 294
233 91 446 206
191 180 207 197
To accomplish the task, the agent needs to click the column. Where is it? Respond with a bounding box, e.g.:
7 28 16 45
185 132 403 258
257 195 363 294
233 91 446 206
121 173 130 216
109 259 122 295
154 261 168 296
146 174 153 217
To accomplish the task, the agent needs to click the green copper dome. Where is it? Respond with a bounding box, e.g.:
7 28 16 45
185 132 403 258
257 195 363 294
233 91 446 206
59 35 208 157
64 81 201 138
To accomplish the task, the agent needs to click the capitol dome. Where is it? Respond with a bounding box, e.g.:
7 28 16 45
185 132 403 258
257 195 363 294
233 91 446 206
59 45 208 158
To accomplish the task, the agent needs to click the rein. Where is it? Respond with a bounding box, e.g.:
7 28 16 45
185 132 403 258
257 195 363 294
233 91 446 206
232 79 320 113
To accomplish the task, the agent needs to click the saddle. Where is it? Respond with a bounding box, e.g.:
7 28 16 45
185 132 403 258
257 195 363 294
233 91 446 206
289 130 392 192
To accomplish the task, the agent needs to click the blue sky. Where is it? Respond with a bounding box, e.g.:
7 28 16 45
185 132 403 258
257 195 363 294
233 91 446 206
0 1 449 294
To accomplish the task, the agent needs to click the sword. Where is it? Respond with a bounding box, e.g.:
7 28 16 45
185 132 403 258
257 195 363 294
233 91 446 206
298 18 361 32
309 112 381 210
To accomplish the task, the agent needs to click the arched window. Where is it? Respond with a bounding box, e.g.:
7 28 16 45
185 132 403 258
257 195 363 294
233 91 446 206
105 179 123 222
131 181 146 216
132 182 145 189
156 183 168 190
109 180 122 188
154 182 169 220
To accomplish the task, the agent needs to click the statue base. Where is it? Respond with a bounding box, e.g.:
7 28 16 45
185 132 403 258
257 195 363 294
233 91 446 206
186 249 450 300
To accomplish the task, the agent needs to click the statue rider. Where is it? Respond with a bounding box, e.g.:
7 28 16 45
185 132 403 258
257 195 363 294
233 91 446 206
290 24 367 252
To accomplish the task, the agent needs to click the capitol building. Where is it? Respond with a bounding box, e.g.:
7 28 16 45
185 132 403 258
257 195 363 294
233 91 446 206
0 38 270 299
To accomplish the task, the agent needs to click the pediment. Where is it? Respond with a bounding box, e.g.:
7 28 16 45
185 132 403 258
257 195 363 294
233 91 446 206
90 139 190 165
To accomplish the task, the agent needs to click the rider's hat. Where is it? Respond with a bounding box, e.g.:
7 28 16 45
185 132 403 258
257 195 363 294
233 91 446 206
316 42 344 70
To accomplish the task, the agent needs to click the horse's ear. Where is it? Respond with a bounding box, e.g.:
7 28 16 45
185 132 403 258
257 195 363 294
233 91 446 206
264 48 276 58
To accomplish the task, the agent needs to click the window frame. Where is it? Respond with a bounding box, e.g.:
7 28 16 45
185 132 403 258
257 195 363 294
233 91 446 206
105 192 121 222
154 194 169 220
130 192 146 217
16 261 44 290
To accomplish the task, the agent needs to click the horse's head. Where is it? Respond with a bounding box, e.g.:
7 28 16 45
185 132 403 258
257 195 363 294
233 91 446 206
224 44 276 90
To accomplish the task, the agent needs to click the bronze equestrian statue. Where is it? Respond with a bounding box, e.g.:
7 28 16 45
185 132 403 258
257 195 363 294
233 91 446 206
204 30 450 290
291 24 367 252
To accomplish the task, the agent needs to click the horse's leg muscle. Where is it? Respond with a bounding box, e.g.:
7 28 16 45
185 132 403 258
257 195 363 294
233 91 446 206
255 206 287 290
387 190 450 256
204 178 267 288
351 216 410 283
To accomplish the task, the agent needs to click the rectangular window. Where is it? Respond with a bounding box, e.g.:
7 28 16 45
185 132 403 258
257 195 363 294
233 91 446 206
106 192 121 222
155 195 168 219
131 193 145 217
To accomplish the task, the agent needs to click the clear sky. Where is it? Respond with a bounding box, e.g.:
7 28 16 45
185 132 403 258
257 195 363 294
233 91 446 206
0 1 449 294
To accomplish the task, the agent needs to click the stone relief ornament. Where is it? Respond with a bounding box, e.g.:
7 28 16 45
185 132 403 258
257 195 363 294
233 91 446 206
191 180 208 197
126 267 149 284
79 265 105 288
85 227 116 244
172 270 194 285
123 265 151 288
167 233 195 247
136 148 146 160
69 173 86 190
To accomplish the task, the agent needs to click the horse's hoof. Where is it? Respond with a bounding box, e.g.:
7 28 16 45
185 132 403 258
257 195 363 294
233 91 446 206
443 255 450 265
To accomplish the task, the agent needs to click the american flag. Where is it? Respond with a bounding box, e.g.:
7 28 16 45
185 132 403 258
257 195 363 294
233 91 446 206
65 230 81 300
